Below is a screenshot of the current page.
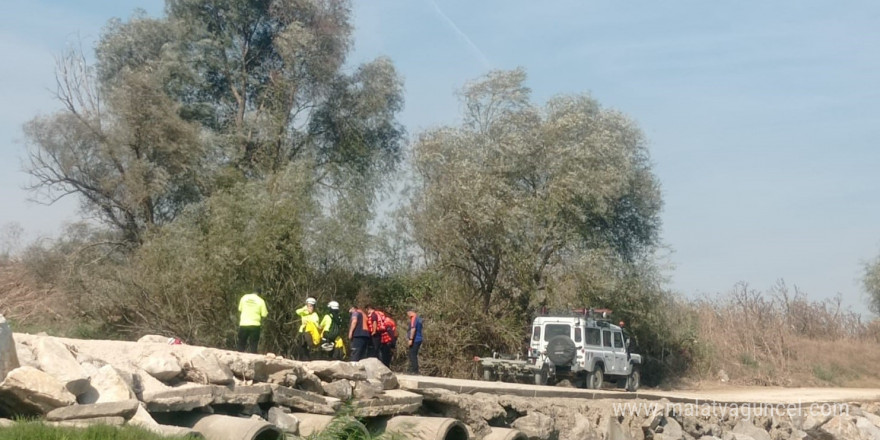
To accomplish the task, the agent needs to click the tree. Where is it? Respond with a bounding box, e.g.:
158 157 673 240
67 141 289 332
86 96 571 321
408 68 663 320
25 0 404 245
864 256 880 314
25 50 204 244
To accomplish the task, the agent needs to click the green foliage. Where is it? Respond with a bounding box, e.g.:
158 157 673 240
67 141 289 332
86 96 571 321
864 255 880 314
0 422 192 440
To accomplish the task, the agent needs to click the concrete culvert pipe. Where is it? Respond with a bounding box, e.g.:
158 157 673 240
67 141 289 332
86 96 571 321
483 428 528 440
290 412 369 438
384 416 470 440
179 413 283 440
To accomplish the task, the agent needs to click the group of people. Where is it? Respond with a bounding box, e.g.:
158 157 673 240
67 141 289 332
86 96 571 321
236 290 423 374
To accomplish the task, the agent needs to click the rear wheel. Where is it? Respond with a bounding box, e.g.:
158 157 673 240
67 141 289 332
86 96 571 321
534 366 548 386
587 366 604 390
483 368 495 381
625 366 640 392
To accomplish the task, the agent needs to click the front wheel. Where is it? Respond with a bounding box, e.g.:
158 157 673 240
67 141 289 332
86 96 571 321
625 367 640 392
587 367 604 390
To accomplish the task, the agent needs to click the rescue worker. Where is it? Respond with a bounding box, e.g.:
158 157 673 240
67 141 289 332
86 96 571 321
295 297 321 360
319 301 346 360
365 305 394 367
237 289 268 353
348 305 371 361
406 306 423 374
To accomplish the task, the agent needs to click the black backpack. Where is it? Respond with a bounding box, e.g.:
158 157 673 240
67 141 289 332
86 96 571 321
324 312 343 341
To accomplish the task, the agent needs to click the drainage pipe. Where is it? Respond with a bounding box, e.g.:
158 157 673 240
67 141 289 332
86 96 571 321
384 416 470 440
290 412 369 438
483 428 528 440
178 413 282 440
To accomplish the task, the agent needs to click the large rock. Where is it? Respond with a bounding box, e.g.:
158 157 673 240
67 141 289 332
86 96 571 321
353 379 384 400
353 389 423 417
13 341 37 369
417 388 506 437
0 366 76 415
0 315 19 380
141 382 216 412
732 420 770 440
137 349 182 382
79 364 136 404
513 412 556 440
308 361 367 382
128 403 204 438
183 348 234 385
323 379 353 400
267 406 299 435
46 399 140 421
271 384 341 415
359 357 398 389
30 337 90 396
212 383 273 406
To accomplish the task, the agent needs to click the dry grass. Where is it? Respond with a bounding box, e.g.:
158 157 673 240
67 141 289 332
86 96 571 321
0 259 84 335
692 281 880 387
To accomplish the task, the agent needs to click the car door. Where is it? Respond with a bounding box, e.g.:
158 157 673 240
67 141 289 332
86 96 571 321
611 331 628 374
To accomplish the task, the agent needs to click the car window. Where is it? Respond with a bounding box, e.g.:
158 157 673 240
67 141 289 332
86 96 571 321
602 330 612 347
544 324 571 341
532 326 541 341
585 328 601 346
613 332 623 348
574 327 582 343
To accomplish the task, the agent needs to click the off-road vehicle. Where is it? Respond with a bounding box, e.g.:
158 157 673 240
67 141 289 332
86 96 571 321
477 309 641 391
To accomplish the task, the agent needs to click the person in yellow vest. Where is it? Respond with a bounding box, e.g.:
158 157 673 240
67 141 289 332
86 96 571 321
295 297 321 359
237 289 268 353
319 301 346 360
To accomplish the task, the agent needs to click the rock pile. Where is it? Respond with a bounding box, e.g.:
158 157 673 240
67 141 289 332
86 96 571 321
2 313 880 440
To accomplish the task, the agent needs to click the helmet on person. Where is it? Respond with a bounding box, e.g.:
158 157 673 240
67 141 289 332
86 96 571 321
328 301 339 310
321 342 335 352
306 297 317 305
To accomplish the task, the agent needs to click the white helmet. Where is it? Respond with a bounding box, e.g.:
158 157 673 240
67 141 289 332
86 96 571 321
328 301 339 310
306 297 317 305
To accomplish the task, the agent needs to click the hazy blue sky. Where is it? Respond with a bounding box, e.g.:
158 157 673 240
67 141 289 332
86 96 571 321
2 1 879 309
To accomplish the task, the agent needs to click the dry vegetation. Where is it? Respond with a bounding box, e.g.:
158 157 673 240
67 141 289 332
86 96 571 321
691 281 880 387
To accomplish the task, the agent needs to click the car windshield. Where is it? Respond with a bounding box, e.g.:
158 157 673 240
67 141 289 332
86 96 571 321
544 324 570 340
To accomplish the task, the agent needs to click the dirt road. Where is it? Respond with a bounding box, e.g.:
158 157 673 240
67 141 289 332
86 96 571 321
397 374 880 405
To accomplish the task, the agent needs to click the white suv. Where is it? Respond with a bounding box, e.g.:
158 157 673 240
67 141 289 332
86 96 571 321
529 313 641 391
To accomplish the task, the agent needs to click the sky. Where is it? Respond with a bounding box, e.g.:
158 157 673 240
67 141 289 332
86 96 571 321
1 1 879 310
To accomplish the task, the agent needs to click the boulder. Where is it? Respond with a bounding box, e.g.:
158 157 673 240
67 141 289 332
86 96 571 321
513 412 556 440
353 379 384 400
268 406 299 434
0 366 76 415
31 337 90 396
353 389 423 417
140 382 215 413
13 341 37 368
79 364 136 404
183 348 234 385
658 417 684 440
819 415 861 440
359 357 398 389
308 360 367 381
46 399 140 421
732 420 771 440
0 315 19 380
416 388 506 437
137 349 182 382
128 403 204 438
212 383 273 406
323 379 353 400
271 384 341 415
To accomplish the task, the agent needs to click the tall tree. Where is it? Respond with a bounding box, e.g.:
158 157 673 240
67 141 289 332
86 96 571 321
864 256 880 314
25 0 404 244
408 68 662 317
